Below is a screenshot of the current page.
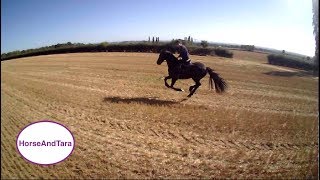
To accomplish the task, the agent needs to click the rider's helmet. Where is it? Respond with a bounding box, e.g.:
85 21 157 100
174 39 183 53
174 39 183 46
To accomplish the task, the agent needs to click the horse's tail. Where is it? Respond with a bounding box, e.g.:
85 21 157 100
206 67 227 93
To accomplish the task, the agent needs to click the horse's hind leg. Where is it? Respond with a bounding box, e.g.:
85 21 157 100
187 80 201 97
189 85 195 93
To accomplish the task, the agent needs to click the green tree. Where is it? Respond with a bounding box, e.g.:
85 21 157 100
100 42 108 46
200 40 208 48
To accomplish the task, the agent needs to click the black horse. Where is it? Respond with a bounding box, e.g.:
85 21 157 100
156 50 227 97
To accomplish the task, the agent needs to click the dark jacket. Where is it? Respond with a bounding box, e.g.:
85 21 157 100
177 45 190 62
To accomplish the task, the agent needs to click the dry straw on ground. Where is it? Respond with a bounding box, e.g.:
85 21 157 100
1 51 318 179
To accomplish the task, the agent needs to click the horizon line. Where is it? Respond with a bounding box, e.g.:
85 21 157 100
1 39 315 57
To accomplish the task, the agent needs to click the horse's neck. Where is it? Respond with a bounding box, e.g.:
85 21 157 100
166 54 178 67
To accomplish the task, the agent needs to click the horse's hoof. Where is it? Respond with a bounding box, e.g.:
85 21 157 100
180 89 185 92
187 94 192 98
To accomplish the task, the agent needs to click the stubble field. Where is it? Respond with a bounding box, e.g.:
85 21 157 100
1 51 318 179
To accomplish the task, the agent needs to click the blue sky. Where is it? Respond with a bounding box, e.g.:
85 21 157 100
1 0 316 56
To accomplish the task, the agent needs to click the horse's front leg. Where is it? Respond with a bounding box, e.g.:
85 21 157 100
170 77 184 91
164 76 171 88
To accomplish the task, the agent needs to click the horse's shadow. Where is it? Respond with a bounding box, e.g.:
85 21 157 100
103 96 181 106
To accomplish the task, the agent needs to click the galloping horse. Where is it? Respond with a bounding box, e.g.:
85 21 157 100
156 50 227 97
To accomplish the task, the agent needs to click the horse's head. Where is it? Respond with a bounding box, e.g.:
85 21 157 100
157 50 171 65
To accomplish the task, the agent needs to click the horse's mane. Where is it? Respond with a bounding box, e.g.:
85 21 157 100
160 49 172 54
162 50 178 61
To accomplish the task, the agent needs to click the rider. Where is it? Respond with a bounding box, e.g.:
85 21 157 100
174 40 191 73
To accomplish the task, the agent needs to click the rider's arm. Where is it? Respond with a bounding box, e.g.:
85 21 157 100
177 47 181 57
179 46 189 61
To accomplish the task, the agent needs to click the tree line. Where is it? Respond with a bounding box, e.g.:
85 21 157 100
1 41 234 61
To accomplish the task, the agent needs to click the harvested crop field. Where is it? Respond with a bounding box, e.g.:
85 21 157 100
1 52 318 179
